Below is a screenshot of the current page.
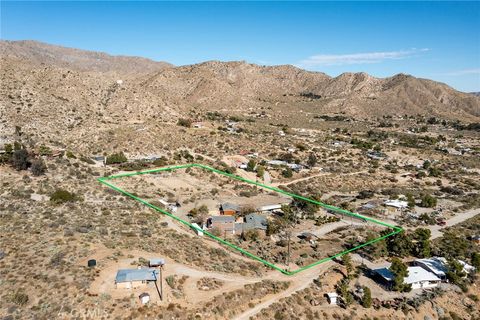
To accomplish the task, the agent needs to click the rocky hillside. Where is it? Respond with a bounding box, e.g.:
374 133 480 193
0 40 479 152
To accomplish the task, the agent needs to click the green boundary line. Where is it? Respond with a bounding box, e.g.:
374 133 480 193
98 163 403 275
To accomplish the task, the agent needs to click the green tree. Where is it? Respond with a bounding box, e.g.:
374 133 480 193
341 254 354 277
390 258 411 292
246 159 256 172
256 165 265 178
337 279 353 307
435 232 469 259
266 218 285 236
446 258 467 291
413 228 431 258
471 252 480 270
406 193 416 209
362 286 372 308
363 231 388 259
420 194 437 208
281 204 297 223
385 231 413 257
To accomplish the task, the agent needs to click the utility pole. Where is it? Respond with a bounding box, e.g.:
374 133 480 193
160 267 163 301
286 230 291 270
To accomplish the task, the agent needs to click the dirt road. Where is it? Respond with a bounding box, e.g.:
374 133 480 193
428 207 480 239
232 261 333 320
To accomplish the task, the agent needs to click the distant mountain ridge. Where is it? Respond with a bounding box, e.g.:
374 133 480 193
0 40 173 75
0 40 479 146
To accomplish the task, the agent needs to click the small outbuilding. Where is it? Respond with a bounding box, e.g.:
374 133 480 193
327 292 338 305
87 259 97 268
149 258 165 268
191 223 204 236
219 203 240 216
139 292 150 305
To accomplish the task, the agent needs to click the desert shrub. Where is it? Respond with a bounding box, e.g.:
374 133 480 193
242 229 259 241
39 144 52 156
10 291 29 306
50 189 77 204
66 150 76 159
106 152 127 164
282 167 293 178
177 118 192 127
12 149 30 170
31 158 47 176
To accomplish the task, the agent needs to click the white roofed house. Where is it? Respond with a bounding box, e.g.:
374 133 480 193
373 266 441 290
384 199 409 210
413 257 476 280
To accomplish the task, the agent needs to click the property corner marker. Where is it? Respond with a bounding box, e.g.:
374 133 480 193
98 163 403 275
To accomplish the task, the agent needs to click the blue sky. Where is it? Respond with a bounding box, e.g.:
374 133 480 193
1 1 479 92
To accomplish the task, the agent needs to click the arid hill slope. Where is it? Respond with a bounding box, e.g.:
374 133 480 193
0 40 172 75
0 40 479 151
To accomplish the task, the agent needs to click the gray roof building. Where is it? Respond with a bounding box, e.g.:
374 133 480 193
245 214 268 230
149 258 165 267
220 203 240 212
210 216 235 223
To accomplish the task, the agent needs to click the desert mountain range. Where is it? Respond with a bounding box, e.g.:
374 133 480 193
0 40 479 152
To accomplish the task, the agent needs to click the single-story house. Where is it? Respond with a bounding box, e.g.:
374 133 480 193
413 257 448 280
258 204 285 212
384 199 408 210
207 216 236 235
235 214 268 235
414 257 476 280
149 258 165 268
220 203 240 216
115 268 159 289
373 266 441 290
